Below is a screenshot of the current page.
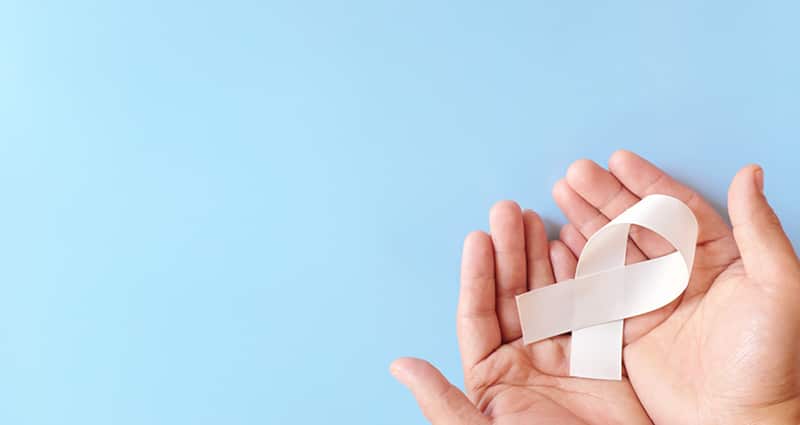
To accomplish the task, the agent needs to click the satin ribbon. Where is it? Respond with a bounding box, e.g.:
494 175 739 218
515 194 698 380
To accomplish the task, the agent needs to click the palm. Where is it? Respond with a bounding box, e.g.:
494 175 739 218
625 255 800 424
464 339 648 425
452 201 650 425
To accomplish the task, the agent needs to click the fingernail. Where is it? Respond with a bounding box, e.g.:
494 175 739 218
389 362 405 381
754 167 764 193
390 365 412 388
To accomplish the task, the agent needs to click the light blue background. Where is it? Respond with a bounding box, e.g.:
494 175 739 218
1 1 798 424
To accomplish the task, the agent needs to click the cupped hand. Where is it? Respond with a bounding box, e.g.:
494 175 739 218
391 201 652 424
553 151 800 424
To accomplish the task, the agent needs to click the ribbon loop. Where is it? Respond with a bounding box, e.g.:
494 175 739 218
515 194 698 380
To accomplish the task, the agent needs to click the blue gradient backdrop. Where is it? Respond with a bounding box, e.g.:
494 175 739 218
1 1 798 424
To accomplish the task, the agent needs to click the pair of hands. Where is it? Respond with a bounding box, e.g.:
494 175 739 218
390 151 800 425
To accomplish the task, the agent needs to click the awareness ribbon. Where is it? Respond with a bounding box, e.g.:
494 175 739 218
515 194 698 380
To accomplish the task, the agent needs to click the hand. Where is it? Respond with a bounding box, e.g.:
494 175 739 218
391 202 652 424
552 151 800 424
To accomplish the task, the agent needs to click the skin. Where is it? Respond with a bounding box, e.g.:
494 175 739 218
390 151 800 425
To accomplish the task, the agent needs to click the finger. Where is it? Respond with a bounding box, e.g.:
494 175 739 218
489 201 527 342
552 181 645 264
550 240 577 281
457 231 501 369
523 209 555 290
728 165 800 285
517 240 575 376
552 179 607 238
608 150 733 247
566 159 674 258
390 358 489 425
559 223 586 259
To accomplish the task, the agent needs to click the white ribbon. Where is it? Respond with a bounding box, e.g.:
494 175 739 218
515 194 698 380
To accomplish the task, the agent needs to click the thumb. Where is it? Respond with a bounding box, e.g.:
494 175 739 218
390 357 488 425
728 165 799 284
